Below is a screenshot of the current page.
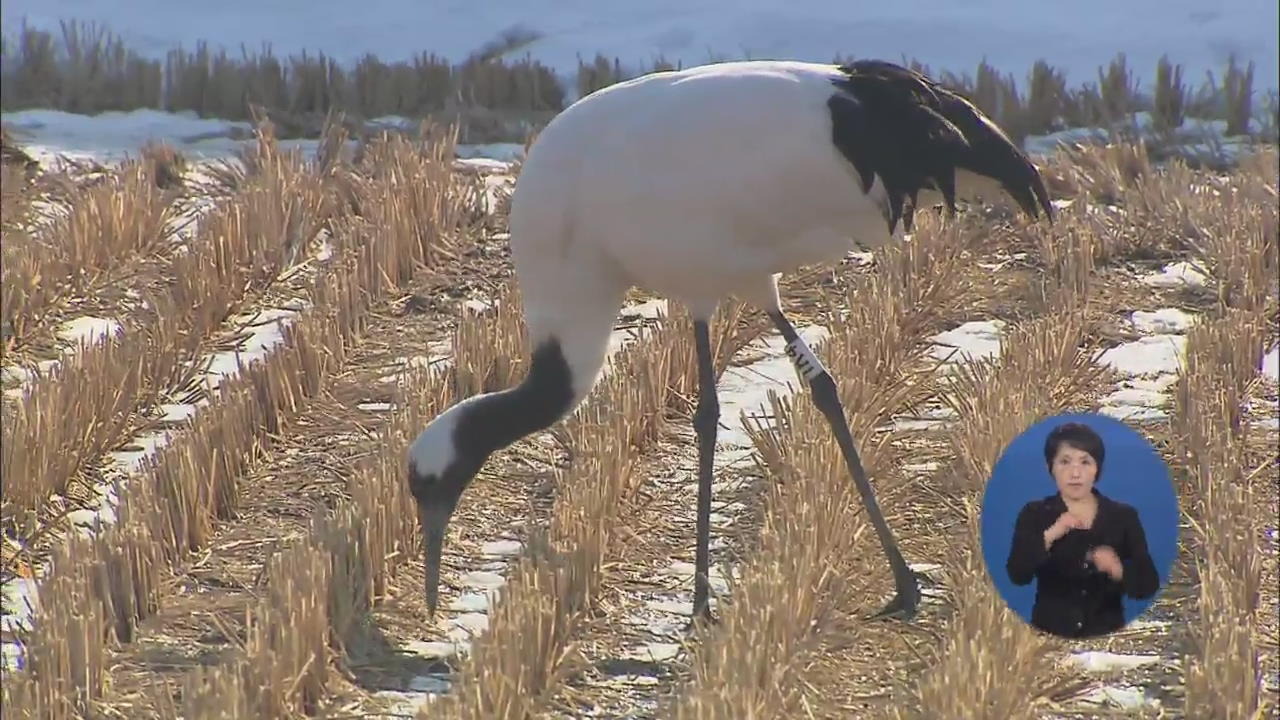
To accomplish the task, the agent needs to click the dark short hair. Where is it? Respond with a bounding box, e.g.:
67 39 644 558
1044 422 1105 482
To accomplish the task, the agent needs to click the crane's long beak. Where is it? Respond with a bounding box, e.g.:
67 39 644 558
418 502 450 616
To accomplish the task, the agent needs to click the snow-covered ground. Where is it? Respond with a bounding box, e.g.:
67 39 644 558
3 0 1276 93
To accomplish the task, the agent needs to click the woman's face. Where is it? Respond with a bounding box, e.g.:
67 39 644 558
1051 442 1098 501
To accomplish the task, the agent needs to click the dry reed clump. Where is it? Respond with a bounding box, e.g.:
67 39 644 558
1171 149 1278 314
1025 206 1098 314
1040 142 1278 281
0 130 335 567
138 140 189 191
0 160 176 354
1039 139 1152 206
668 213 995 719
898 308 1104 720
425 298 754 719
1152 55 1187 133
0 19 162 113
0 128 472 719
1170 309 1271 719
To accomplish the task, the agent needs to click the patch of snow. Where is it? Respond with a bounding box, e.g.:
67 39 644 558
1068 651 1164 673
1099 374 1179 421
622 642 681 663
1263 345 1279 383
613 674 661 686
646 597 694 616
56 316 123 347
1 359 61 397
1130 308 1197 335
448 591 492 613
1 108 255 165
605 299 670 357
480 539 522 556
461 298 493 315
1025 113 1258 163
3 319 123 396
0 641 24 671
109 431 173 474
315 238 335 262
0 577 38 635
201 307 303 390
403 640 460 658
158 403 198 423
409 674 451 693
715 325 829 454
370 679 451 717
1097 336 1187 376
890 406 957 432
1141 261 1211 289
1078 684 1157 710
456 143 526 163
457 570 504 589
930 320 1006 366
445 612 490 641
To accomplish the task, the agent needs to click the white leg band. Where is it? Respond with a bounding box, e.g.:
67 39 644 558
784 335 826 382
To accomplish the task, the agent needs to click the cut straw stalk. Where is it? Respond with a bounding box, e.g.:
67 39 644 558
0 135 332 557
668 214 997 718
1172 309 1270 719
0 130 471 719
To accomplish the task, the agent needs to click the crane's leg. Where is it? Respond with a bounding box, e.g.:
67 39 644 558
769 310 920 620
691 318 719 622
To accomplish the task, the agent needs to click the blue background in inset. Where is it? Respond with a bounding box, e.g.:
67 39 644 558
980 412 1180 627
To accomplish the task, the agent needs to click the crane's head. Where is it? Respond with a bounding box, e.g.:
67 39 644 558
406 399 489 616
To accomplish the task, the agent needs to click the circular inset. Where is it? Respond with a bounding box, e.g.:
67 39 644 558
980 412 1179 639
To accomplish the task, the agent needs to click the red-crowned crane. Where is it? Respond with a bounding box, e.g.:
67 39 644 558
407 58 1053 622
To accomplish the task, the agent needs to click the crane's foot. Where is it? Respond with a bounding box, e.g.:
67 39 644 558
866 569 925 622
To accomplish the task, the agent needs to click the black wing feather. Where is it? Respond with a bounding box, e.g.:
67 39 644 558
828 59 1054 232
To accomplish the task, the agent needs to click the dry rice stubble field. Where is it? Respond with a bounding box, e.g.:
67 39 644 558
0 121 487 717
1 132 343 588
1 131 1275 720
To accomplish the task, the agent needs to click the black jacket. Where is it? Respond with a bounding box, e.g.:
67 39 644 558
1006 489 1159 638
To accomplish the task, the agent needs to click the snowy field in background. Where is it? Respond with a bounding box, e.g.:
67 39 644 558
2 0 1276 166
3 0 1276 92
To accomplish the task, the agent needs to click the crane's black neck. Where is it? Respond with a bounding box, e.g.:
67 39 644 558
451 338 575 463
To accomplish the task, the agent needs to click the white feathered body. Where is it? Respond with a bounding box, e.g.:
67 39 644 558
509 60 892 318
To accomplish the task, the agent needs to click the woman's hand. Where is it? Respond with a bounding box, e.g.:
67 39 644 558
1089 545 1124 581
1043 512 1086 549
